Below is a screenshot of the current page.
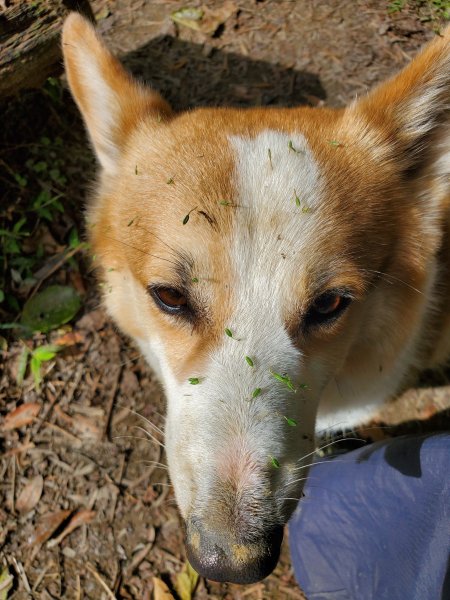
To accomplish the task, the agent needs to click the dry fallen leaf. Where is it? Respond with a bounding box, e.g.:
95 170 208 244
174 561 199 600
47 509 96 548
54 406 102 440
153 577 176 600
0 566 13 600
2 403 40 431
52 331 84 347
171 2 237 35
29 509 71 546
16 475 44 514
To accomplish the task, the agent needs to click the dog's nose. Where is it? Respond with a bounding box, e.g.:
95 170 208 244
185 522 283 584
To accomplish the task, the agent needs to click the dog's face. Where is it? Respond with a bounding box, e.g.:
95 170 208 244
63 15 449 583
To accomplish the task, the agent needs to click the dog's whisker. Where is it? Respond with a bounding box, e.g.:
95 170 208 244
357 268 424 296
134 460 168 469
297 438 366 465
112 434 165 449
104 235 182 267
132 425 165 449
117 405 165 436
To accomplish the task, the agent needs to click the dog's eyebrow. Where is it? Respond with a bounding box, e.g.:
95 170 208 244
173 251 196 287
197 210 218 230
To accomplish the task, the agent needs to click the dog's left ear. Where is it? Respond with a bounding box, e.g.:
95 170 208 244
347 27 449 173
62 13 172 173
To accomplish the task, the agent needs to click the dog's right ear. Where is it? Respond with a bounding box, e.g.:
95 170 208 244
62 13 172 173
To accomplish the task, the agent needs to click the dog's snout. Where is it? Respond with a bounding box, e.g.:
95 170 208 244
186 521 283 584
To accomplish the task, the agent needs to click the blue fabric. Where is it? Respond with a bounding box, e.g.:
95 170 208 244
288 434 450 600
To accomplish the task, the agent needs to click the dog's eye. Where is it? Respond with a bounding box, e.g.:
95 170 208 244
305 292 351 328
150 286 188 314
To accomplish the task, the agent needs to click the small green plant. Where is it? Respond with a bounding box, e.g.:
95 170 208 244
17 343 62 390
251 387 262 399
225 328 233 338
245 356 254 367
387 0 406 12
284 416 298 426
188 377 201 385
219 201 232 206
191 277 199 283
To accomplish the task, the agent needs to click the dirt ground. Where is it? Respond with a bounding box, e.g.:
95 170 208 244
1 1 449 599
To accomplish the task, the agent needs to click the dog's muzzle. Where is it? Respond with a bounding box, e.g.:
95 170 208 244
185 520 284 584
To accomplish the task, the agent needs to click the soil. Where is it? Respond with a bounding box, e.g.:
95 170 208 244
1 1 449 599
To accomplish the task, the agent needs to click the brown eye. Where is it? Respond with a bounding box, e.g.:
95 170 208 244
313 293 342 315
149 286 189 314
305 291 351 329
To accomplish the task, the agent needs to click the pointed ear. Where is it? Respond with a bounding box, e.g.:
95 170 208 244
347 27 449 173
62 13 172 173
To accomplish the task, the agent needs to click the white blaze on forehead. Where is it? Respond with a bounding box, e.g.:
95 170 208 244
172 131 324 458
162 131 323 515
228 129 323 308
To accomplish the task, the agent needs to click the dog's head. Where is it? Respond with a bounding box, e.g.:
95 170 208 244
63 15 449 583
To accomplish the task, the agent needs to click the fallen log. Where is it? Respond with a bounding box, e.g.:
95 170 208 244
0 0 94 98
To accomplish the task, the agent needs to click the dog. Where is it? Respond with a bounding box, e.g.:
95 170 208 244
62 14 450 584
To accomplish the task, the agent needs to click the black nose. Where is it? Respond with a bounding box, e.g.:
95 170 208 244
186 523 283 584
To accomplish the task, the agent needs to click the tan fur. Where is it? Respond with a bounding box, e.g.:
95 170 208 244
62 14 449 581
62 13 450 389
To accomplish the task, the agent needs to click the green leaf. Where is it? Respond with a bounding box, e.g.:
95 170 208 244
32 160 48 173
30 355 42 389
245 356 254 367
16 345 30 385
69 228 80 249
13 217 27 234
14 173 27 187
32 344 61 362
182 213 190 225
284 416 297 426
191 277 199 283
225 328 233 338
252 387 262 399
21 285 81 333
188 377 200 385
270 370 296 392
269 456 280 469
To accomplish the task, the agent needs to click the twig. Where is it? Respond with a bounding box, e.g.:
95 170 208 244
10 456 15 514
27 246 83 302
32 560 53 592
86 563 116 599
103 366 122 441
11 556 32 594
